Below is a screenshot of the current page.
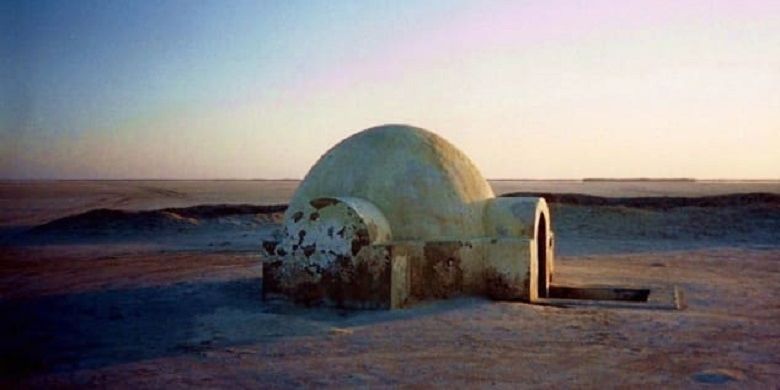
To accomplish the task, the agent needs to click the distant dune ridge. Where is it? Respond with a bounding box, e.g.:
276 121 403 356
26 204 287 237
26 192 780 235
501 192 780 209
581 178 697 182
14 192 779 255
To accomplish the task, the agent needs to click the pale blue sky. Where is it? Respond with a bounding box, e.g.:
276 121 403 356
2 0 778 179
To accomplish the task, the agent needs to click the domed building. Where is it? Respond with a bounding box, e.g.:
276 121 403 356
263 124 554 309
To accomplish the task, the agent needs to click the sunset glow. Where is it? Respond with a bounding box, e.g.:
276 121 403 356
2 0 778 179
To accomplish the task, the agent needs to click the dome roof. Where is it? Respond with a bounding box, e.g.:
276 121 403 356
287 124 495 240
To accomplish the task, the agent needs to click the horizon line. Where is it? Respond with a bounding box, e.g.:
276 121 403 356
1 178 779 182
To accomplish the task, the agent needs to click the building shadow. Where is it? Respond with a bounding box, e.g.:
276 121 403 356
0 276 486 379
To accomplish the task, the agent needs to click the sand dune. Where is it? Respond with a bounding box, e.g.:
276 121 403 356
28 204 287 235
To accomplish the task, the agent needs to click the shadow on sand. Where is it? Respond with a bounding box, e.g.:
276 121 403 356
0 276 485 379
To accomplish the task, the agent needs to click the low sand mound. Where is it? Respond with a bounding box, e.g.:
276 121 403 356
29 204 287 235
157 204 287 220
500 192 780 209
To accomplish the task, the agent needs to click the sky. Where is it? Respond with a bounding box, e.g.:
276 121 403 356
1 0 778 179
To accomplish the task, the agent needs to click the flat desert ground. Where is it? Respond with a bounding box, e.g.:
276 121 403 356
1 180 779 387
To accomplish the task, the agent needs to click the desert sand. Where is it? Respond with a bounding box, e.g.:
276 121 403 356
1 180 778 387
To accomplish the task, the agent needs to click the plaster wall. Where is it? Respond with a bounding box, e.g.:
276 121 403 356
262 125 553 309
286 125 495 241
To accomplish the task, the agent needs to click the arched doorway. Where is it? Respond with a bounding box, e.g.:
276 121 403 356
537 213 548 297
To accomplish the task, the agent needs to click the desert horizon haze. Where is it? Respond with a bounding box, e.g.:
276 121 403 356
2 0 779 179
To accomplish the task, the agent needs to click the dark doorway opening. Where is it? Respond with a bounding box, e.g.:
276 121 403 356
537 214 547 297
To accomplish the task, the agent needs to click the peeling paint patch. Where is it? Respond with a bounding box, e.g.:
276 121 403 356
262 240 277 257
423 243 464 299
483 267 518 300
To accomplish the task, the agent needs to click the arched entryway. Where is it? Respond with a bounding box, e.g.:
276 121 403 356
537 213 548 297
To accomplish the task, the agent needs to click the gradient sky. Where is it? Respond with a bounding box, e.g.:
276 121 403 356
1 0 778 179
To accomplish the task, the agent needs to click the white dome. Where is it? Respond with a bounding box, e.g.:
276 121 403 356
286 124 495 240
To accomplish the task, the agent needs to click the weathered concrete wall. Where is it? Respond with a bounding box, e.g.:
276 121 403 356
263 197 393 307
484 197 552 296
482 239 537 301
265 235 540 309
262 125 554 309
393 238 538 305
